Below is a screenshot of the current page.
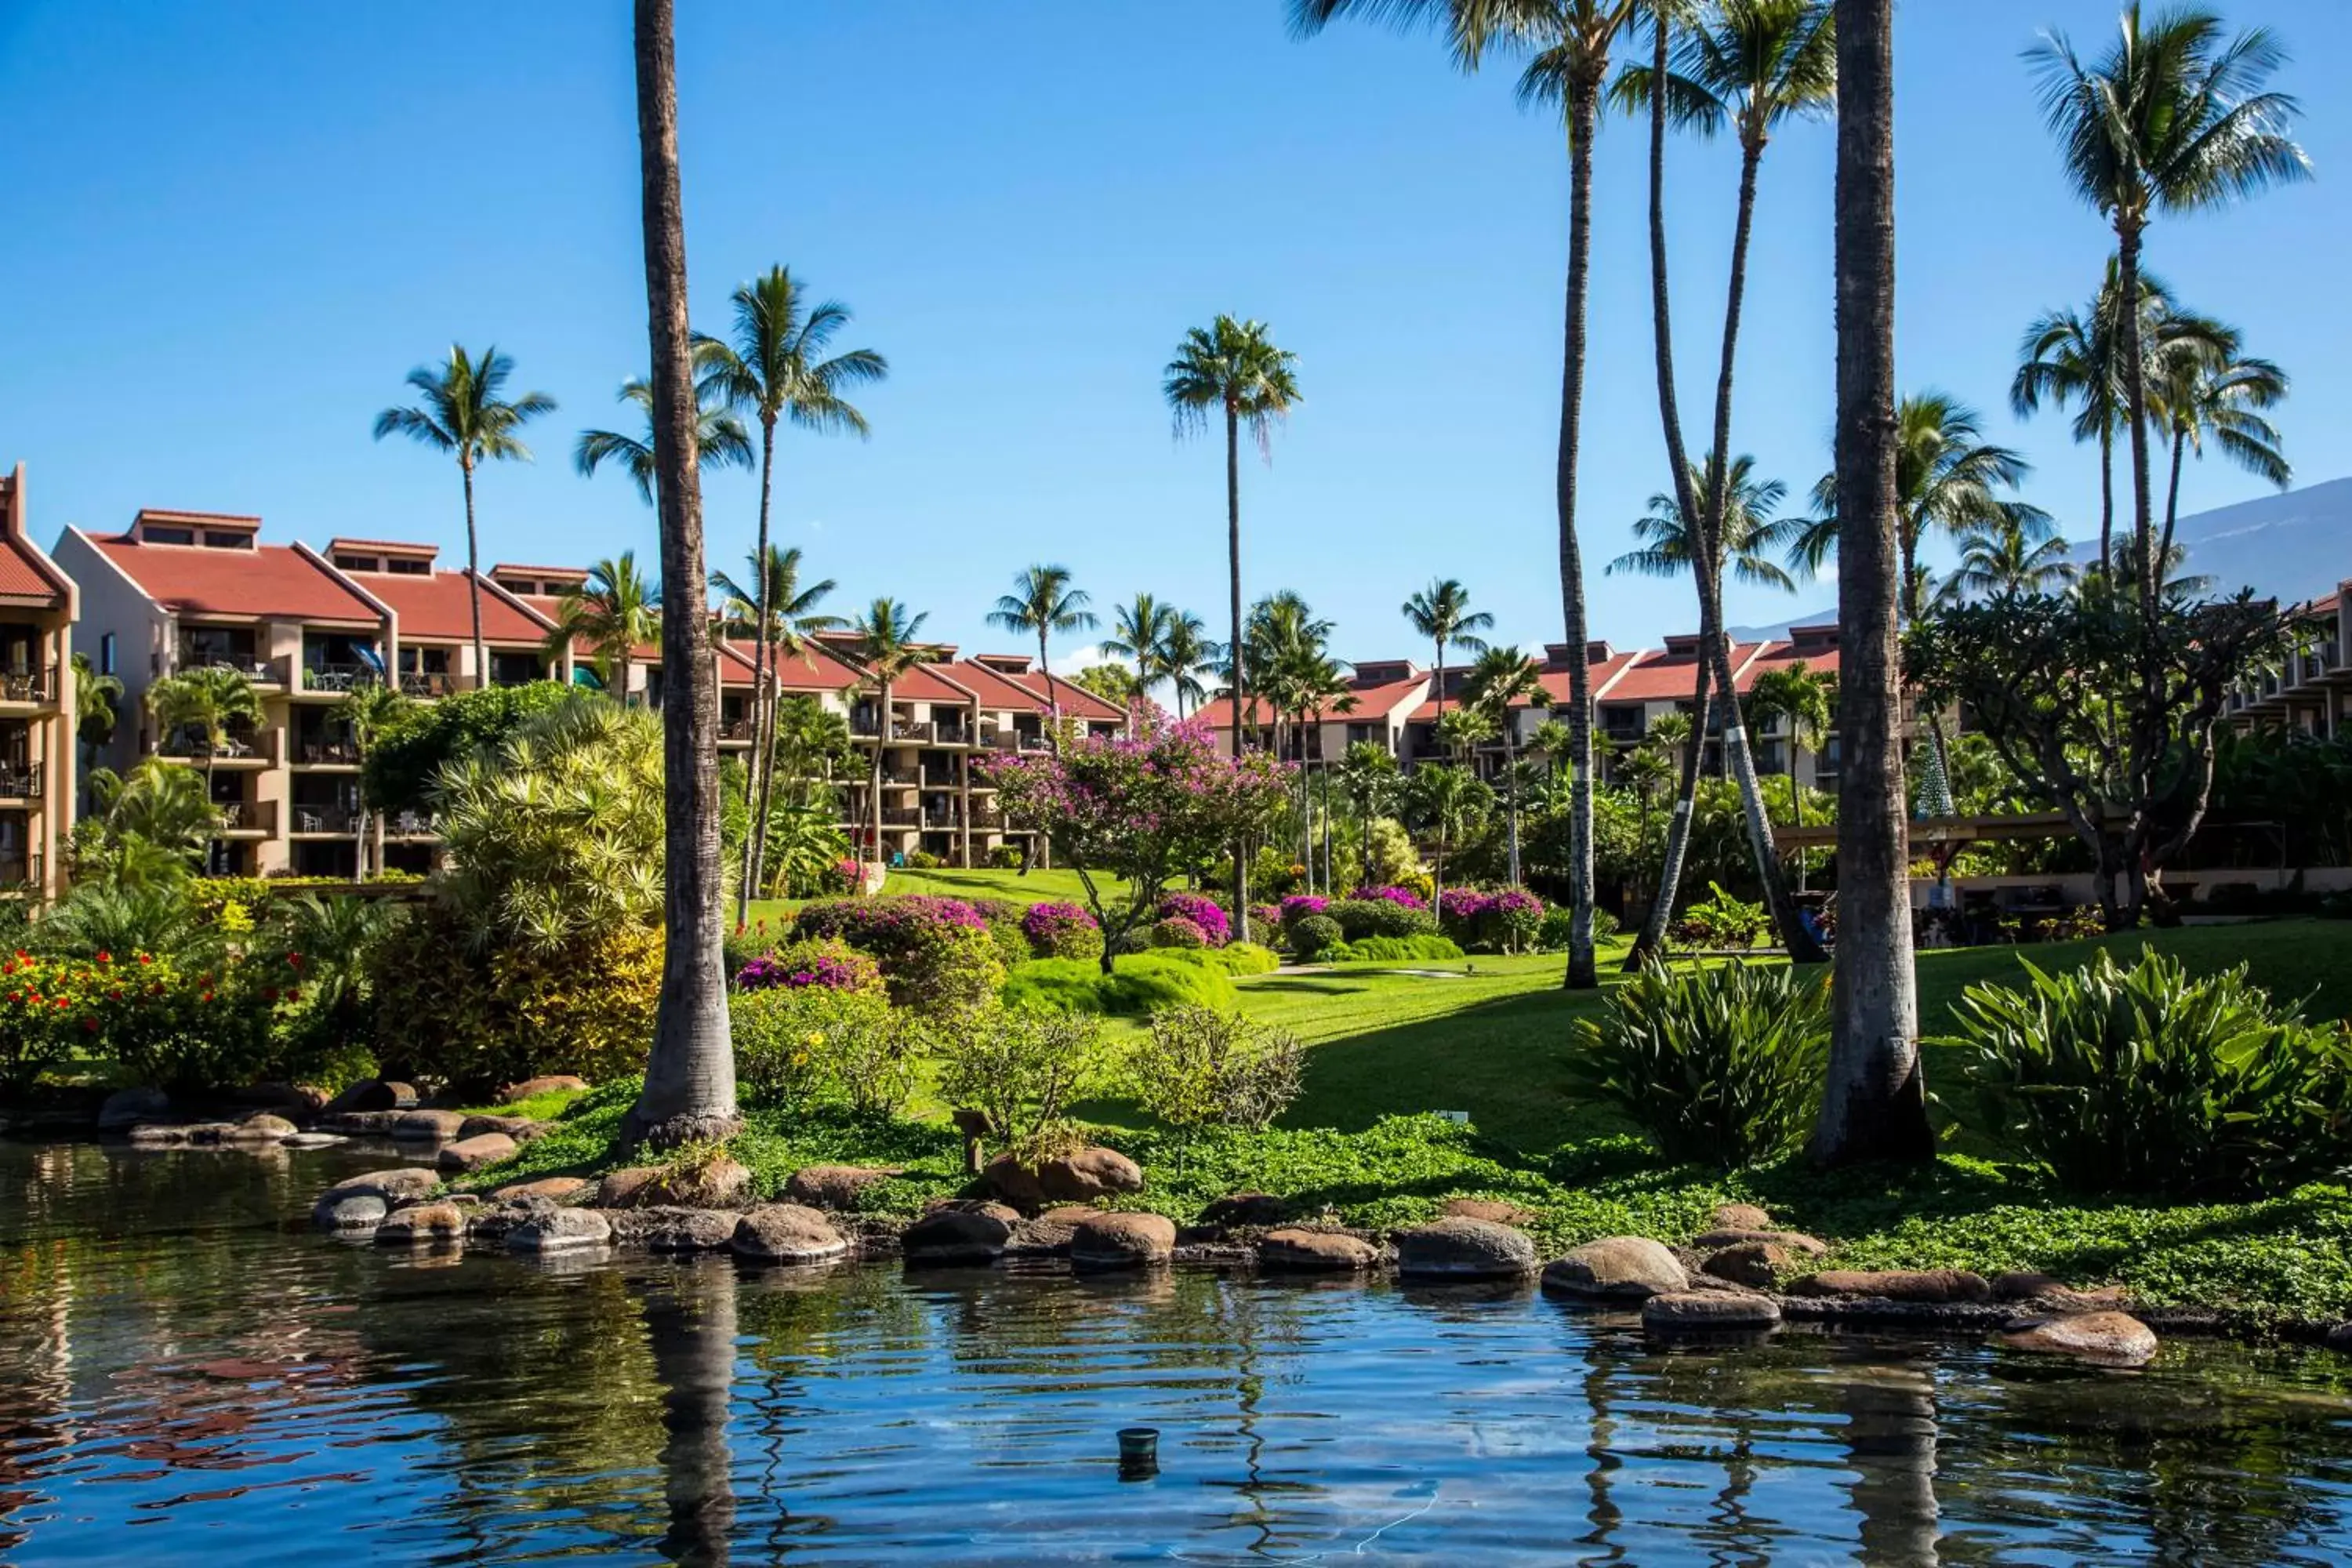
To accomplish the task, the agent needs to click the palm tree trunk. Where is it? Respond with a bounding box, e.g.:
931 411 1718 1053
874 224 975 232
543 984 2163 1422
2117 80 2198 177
1711 638 1824 963
1503 726 1521 885
1038 628 1059 746
737 416 779 924
1226 399 1250 945
1626 9 1711 974
869 678 889 873
1433 640 1446 717
1789 744 1806 892
624 0 739 1152
2159 425 2187 582
2097 416 2115 570
461 457 487 689
1559 75 1602 992
1813 0 1931 1167
2114 220 2157 608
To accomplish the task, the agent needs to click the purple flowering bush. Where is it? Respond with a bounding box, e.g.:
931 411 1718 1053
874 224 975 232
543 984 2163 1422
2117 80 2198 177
1349 884 1428 911
1022 901 1105 962
1156 891 1231 947
1434 887 1548 953
736 936 884 996
791 896 1003 1015
1327 895 1439 942
1151 914 1211 949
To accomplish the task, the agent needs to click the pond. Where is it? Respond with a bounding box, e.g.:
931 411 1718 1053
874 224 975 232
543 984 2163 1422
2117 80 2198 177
4 1140 2351 1565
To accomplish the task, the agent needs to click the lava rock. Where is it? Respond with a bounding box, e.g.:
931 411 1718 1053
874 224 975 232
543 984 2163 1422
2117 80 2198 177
1440 1197 1537 1228
1689 1228 1830 1258
1258 1228 1379 1272
1643 1292 1783 1331
376 1200 468 1245
506 1207 613 1254
1541 1236 1689 1300
221 1113 298 1143
985 1146 1145 1209
731 1203 850 1265
456 1114 539 1142
1701 1241 1804 1290
315 1192 389 1229
1201 1192 1287 1228
1791 1269 1990 1304
492 1176 591 1203
499 1075 588 1103
98 1087 169 1132
902 1207 1014 1266
310 1167 440 1228
391 1109 467 1142
786 1163 905 1210
1711 1203 1773 1232
1070 1212 1178 1271
1392 1217 1537 1279
627 1207 741 1253
323 1080 418 1115
127 1123 191 1145
437 1133 517 1173
1999 1311 2159 1368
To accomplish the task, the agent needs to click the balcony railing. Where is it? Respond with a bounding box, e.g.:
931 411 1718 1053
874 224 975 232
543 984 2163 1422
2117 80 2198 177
718 717 756 742
0 669 55 704
923 810 960 829
881 767 920 786
214 800 278 834
398 670 463 699
160 730 279 767
290 804 359 835
180 652 286 686
880 806 920 826
0 853 43 890
0 762 43 800
387 810 440 838
296 738 360 765
301 662 373 693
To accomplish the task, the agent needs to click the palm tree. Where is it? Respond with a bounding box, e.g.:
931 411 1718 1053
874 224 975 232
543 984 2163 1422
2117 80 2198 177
373 345 556 684
1100 593 1174 707
626 0 736 1150
1165 316 1301 943
1337 739 1400 887
2146 320 2289 569
849 598 935 866
1156 611 1217 721
1951 518 2074 598
1608 452 1802 590
988 564 1098 735
147 665 262 848
1406 761 1487 918
2027 5 2309 602
1432 704 1495 764
1465 644 1547 884
574 376 755 505
1812 0 1930 1167
546 552 664 704
1621 723 1678 874
697 267 885 913
71 652 122 794
1744 659 1831 885
336 680 409 879
1400 578 1495 714
711 543 844 916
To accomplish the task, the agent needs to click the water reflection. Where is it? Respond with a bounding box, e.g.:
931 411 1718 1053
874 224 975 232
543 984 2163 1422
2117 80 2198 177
5 1140 2352 1564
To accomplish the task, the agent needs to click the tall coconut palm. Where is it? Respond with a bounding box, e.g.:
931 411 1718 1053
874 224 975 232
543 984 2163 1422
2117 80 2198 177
1164 317 1301 943
711 544 844 916
1155 610 1216 721
2027 5 2308 603
1100 593 1174 706
988 564 1098 735
336 679 408 880
373 345 556 684
1406 761 1486 917
574 376 754 505
626 0 735 1150
848 599 935 866
546 552 665 706
2146 321 2289 569
1400 579 1495 714
1607 452 1802 590
1337 739 1400 887
1951 518 2075 599
1465 644 1547 884
1813 0 1929 1167
696 267 886 915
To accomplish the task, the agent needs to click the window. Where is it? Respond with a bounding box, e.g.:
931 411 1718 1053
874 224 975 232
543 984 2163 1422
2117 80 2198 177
100 633 117 676
387 557 430 575
142 526 195 546
202 531 254 550
333 554 379 572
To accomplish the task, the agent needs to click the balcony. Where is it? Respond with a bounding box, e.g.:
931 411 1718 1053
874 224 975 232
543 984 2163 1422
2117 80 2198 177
981 729 1051 753
398 670 463 699
0 853 43 891
290 804 360 835
214 800 278 835
923 808 961 829
295 737 360 766
881 766 920 786
179 652 287 688
160 730 280 768
386 810 440 839
880 806 920 827
0 763 43 800
0 669 55 706
718 717 756 742
300 662 375 695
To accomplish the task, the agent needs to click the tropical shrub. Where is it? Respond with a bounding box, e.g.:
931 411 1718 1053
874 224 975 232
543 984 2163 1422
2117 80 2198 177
1670 883 1770 949
1534 905 1620 953
1156 891 1230 946
1327 897 1439 942
365 680 576 818
724 917 780 980
1325 934 1464 964
935 1001 1102 1154
1022 901 1105 962
1249 903 1282 935
906 850 944 869
1488 890 1544 953
1279 894 1330 927
1348 884 1428 911
1129 1006 1305 1145
986 844 1025 869
793 895 1004 1014
1151 914 1210 949
1001 953 1237 1016
1197 942 1280 977
1289 913 1345 960
966 898 1035 969
1943 948 2352 1199
732 984 920 1116
34 882 212 963
736 935 884 996
1566 959 1829 1169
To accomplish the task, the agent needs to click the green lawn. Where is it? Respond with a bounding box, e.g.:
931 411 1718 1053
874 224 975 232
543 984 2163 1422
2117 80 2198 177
747 865 1136 927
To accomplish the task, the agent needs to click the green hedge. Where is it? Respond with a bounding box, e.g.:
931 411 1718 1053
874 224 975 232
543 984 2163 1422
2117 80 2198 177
1326 935 1465 964
1002 953 1239 1015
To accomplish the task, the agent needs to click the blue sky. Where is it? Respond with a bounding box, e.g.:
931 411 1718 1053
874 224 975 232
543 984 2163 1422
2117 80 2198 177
1 1 2342 667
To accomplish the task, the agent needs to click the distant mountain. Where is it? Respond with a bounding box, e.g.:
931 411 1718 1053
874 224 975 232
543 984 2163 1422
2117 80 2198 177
2147 476 2352 604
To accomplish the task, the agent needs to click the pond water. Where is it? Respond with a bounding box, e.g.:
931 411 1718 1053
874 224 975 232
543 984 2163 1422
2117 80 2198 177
5 1142 2352 1566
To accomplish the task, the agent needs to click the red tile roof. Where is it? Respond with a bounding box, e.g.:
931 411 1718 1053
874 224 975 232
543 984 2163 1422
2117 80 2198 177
89 532 383 622
944 658 1054 712
0 537 64 604
888 662 977 705
361 568 551 644
1738 641 1842 687
1404 651 1646 722
996 666 1125 721
1594 643 1775 704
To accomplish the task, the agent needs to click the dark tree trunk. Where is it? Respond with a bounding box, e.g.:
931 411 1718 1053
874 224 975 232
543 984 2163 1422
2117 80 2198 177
739 415 779 922
1559 75 1603 991
644 1262 740 1566
2159 426 2187 580
1812 0 1933 1167
2097 416 2115 571
626 0 739 1151
461 458 487 688
2115 220 2157 609
1227 400 1250 943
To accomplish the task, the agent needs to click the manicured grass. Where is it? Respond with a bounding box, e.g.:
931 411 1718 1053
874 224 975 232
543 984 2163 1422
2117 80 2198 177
746 866 1138 927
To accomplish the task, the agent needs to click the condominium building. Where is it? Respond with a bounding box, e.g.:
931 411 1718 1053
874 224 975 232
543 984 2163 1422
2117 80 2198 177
0 465 78 900
2227 583 2348 735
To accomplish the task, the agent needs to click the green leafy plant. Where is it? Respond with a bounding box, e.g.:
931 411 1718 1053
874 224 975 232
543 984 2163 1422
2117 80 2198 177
1289 913 1345 961
1326 897 1439 942
731 984 920 1116
1942 947 2352 1199
1567 958 1829 1169
1325 935 1465 964
1000 953 1237 1016
1670 883 1770 949
935 1002 1101 1155
1130 1005 1305 1142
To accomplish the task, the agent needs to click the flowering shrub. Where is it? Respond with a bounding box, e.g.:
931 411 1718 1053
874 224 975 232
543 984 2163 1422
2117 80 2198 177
826 858 866 896
1151 914 1211 949
1437 887 1497 930
966 898 1036 968
1327 897 1439 942
1249 903 1282 935
1156 891 1230 947
795 895 989 949
737 936 884 996
724 917 778 979
1489 890 1544 953
731 984 920 1116
1022 902 1105 962
791 895 1004 1014
1279 895 1330 927
0 946 331 1094
1350 885 1428 911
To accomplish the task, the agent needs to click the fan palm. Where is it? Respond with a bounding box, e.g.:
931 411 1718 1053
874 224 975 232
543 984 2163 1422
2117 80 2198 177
574 376 755 504
1164 316 1301 943
1465 644 1548 884
1608 452 1802 590
373 344 556 682
626 0 736 1150
1951 519 2075 599
546 552 665 706
711 543 843 916
1401 578 1495 714
848 599 935 864
2145 320 2289 568
988 564 1098 734
2027 4 2309 600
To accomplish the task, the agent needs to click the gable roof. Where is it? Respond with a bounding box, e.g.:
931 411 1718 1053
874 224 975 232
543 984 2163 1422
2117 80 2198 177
83 528 383 623
354 566 553 644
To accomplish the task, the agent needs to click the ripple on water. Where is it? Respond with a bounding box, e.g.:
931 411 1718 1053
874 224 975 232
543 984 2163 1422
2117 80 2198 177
4 1141 2352 1565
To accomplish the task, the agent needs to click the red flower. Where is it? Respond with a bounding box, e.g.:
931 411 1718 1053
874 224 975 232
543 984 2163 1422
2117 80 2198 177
285 953 302 968
81 1018 97 1033
137 953 152 966
200 991 214 1004
96 951 111 964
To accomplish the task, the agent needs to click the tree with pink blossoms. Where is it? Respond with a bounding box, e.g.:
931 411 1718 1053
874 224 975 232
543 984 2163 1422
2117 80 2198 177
985 713 1292 972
